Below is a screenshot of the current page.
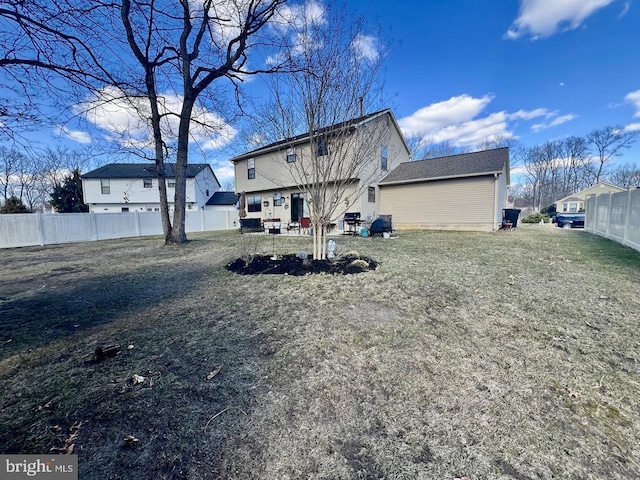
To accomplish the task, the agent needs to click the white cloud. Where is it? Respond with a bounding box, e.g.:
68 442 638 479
398 94 494 137
620 1 631 17
399 94 576 148
507 108 554 120
506 0 614 39
77 86 236 152
54 125 92 144
274 1 325 31
352 34 379 62
531 113 577 132
624 122 640 132
625 89 640 117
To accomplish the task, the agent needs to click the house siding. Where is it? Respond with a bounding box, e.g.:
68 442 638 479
233 111 411 228
379 176 497 231
83 168 219 213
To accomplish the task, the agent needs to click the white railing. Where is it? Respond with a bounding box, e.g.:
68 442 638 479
585 188 640 253
0 210 239 249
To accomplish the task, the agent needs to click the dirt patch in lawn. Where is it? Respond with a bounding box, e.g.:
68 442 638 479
225 253 378 275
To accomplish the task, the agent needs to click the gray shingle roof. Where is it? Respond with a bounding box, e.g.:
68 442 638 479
229 109 395 162
205 191 240 206
81 163 210 179
379 147 509 185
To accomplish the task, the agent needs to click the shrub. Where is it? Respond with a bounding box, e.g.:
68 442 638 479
237 234 260 265
522 213 549 224
341 251 361 260
347 259 370 273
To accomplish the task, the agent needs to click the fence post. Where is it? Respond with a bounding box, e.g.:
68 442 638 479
201 208 206 232
91 213 98 241
623 188 632 247
135 211 141 237
605 193 613 239
36 212 45 246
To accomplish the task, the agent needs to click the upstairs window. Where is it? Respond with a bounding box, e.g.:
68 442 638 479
167 179 176 188
248 158 255 179
247 195 261 212
100 179 110 194
286 148 296 163
143 178 153 188
316 137 328 156
381 144 388 171
368 186 375 203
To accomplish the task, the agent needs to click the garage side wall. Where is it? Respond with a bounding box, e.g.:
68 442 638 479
379 176 497 231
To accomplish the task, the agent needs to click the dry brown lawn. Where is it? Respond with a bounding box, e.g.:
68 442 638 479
1 226 639 479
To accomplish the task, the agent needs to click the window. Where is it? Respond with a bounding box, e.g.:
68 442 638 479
143 178 152 188
247 195 262 212
248 158 255 179
569 203 577 213
146 207 153 212
167 179 176 188
121 207 129 212
286 148 296 163
562 203 568 212
316 137 328 156
274 193 284 206
368 186 375 203
206 189 210 197
381 145 388 171
100 179 110 194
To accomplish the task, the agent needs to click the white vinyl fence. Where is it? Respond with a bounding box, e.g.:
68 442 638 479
0 210 239 249
585 188 640 253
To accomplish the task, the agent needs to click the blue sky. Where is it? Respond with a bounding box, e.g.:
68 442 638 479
15 0 640 186
378 0 640 154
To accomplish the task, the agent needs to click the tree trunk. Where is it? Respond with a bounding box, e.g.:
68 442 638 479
167 97 195 244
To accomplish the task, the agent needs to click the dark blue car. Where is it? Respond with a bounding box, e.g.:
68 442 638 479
555 213 585 228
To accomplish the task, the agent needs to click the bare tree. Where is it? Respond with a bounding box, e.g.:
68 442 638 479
255 2 390 259
405 135 468 160
609 163 640 188
0 0 286 243
587 126 638 183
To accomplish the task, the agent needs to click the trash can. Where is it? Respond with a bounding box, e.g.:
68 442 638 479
503 208 521 228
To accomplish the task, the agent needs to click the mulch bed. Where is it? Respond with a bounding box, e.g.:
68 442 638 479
226 254 378 275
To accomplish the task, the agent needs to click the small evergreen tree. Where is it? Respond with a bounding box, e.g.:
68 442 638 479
50 169 89 213
0 196 30 213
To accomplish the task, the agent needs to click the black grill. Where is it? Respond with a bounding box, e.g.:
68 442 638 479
369 215 392 236
343 212 362 235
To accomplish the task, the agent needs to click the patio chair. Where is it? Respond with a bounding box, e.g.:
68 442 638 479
300 217 311 235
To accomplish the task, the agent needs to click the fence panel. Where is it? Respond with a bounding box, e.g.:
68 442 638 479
626 189 640 251
40 214 96 244
586 189 640 253
607 192 627 242
0 214 41 248
0 210 239 249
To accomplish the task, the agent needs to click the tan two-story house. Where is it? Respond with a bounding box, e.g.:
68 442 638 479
230 109 412 229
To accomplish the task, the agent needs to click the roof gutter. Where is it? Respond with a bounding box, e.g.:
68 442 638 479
378 170 502 186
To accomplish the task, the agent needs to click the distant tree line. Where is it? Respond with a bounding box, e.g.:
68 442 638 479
407 125 639 211
0 145 92 213
514 126 638 211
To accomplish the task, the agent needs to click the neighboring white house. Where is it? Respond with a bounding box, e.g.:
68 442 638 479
555 182 626 214
81 163 221 213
